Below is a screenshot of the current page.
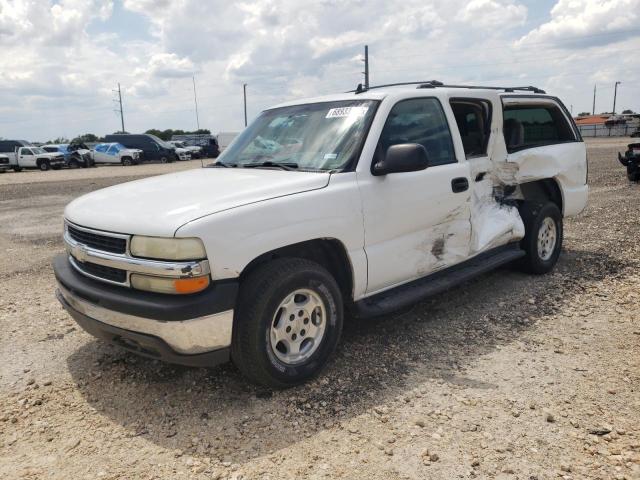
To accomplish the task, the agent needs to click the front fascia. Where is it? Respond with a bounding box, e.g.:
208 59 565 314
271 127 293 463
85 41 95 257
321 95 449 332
175 173 368 300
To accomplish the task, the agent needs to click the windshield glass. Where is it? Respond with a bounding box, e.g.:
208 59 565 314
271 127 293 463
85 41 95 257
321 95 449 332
214 100 378 171
147 134 173 149
31 147 47 154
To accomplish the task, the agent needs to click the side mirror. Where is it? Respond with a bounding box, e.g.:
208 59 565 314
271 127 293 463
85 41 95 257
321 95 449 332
372 143 430 176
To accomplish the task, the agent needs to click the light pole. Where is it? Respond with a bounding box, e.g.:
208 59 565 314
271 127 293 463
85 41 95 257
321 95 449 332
613 81 621 114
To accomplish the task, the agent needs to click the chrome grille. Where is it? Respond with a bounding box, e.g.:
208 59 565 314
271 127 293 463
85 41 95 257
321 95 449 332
74 260 127 283
67 224 126 254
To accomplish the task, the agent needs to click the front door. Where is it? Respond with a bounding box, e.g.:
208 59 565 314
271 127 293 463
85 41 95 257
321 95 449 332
357 97 472 295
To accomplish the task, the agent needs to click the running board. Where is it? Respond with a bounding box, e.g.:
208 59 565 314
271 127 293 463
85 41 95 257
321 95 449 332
354 244 525 318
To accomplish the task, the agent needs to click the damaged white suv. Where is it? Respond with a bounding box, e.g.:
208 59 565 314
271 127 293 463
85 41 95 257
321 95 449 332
54 81 587 388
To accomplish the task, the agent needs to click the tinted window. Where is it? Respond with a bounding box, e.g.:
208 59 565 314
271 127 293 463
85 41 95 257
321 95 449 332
503 104 575 151
21 148 33 155
378 98 455 166
450 99 491 158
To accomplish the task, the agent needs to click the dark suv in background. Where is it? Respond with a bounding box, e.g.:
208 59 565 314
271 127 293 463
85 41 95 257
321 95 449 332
104 134 177 163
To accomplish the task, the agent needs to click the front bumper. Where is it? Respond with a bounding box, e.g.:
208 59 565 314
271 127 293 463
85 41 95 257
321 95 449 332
53 254 238 367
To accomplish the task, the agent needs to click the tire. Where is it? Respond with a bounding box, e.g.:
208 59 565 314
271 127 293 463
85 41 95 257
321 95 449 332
68 159 80 169
39 160 50 171
159 156 168 163
517 202 563 274
231 258 343 388
13 166 22 172
121 157 132 166
628 171 640 182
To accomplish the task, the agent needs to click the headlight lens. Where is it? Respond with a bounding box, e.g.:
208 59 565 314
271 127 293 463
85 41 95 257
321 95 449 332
130 236 206 260
131 273 210 294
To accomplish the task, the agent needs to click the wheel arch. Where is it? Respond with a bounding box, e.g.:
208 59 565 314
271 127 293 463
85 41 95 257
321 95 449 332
239 238 355 302
519 178 563 214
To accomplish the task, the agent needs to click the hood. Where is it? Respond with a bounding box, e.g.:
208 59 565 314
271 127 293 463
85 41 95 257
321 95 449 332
65 167 330 236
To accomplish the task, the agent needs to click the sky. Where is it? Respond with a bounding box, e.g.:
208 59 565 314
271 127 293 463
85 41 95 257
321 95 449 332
0 0 638 142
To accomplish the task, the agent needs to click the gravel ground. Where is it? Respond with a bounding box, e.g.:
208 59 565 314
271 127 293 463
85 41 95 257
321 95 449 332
1 137 638 480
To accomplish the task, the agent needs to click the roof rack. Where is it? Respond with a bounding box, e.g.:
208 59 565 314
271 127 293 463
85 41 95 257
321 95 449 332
350 80 545 95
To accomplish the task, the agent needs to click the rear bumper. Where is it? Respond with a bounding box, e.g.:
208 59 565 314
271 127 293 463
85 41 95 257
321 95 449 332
53 254 237 367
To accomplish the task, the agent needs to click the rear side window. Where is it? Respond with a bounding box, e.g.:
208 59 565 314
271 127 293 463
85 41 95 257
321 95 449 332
450 99 491 158
95 144 108 153
503 103 576 152
378 98 455 166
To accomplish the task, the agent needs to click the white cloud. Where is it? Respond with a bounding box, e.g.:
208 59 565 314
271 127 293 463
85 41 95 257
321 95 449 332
461 0 527 28
517 0 640 47
146 53 197 78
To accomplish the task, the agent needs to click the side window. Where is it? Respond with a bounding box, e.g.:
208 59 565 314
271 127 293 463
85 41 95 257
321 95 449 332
378 98 456 166
450 99 491 158
95 144 107 153
503 103 576 152
21 148 33 155
106 145 118 155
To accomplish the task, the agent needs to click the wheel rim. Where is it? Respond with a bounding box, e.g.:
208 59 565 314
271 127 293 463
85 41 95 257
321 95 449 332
269 288 327 365
537 217 557 261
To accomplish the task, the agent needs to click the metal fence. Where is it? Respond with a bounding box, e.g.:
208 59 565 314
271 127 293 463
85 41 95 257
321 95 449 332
578 124 638 137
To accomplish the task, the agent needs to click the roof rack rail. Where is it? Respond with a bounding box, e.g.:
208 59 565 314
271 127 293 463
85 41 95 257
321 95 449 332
349 80 545 95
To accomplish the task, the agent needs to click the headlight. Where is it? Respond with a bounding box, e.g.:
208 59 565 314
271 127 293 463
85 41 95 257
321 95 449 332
130 236 207 260
130 273 210 294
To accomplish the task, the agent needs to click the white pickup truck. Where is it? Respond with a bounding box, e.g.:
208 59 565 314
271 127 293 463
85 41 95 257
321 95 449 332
3 145 65 171
54 82 588 387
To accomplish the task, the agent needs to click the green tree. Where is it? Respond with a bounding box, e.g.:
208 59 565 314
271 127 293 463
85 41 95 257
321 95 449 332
577 112 591 117
622 109 634 114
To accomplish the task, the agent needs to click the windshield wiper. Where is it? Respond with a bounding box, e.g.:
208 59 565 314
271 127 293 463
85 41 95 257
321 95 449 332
208 161 236 167
242 161 299 171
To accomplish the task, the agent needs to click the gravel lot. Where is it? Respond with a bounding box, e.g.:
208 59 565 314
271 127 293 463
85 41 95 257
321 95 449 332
1 138 639 480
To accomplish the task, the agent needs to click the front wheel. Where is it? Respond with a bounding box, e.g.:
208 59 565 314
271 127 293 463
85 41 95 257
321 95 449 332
518 202 563 274
232 258 343 388
121 157 132 166
39 160 50 171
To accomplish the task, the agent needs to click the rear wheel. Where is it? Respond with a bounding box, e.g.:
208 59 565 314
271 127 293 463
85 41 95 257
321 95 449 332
13 166 22 172
159 156 168 163
231 258 343 388
518 202 563 274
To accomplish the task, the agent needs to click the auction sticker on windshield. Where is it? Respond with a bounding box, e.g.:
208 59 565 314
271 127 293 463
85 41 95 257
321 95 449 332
325 106 368 118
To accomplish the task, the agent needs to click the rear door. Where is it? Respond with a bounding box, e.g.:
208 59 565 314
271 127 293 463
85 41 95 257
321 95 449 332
501 97 587 216
357 96 472 295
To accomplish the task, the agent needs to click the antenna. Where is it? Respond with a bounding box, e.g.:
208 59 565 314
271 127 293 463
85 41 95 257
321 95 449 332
192 76 200 131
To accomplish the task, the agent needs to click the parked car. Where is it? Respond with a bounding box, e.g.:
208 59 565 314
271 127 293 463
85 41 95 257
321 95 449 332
67 141 94 168
171 134 220 158
631 129 640 138
174 146 191 161
618 142 640 181
169 140 202 159
0 154 10 173
91 143 142 166
104 134 177 163
42 144 71 163
0 142 65 171
54 82 588 388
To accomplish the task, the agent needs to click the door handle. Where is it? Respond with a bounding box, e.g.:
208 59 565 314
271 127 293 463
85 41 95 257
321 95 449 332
451 177 469 193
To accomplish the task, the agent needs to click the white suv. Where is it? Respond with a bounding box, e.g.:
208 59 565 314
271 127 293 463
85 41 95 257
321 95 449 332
54 82 587 387
91 143 142 166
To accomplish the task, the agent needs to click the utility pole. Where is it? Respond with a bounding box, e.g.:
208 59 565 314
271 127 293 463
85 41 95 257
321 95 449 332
243 84 247 127
592 84 596 115
192 76 200 131
363 45 370 90
114 83 125 133
613 81 621 114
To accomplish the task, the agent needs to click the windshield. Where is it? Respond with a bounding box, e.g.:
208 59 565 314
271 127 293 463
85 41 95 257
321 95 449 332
31 147 47 154
147 134 173 149
214 100 378 171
